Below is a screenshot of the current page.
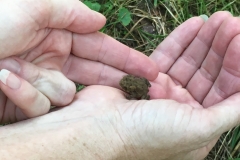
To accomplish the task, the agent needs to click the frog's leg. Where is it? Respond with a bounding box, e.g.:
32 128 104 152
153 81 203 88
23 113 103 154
146 95 150 100
126 94 135 100
144 78 151 87
141 94 150 100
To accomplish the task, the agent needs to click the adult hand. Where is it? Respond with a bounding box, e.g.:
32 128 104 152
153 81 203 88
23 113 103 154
0 0 105 121
147 11 240 158
0 0 159 123
150 11 239 107
1 11 240 160
1 85 239 160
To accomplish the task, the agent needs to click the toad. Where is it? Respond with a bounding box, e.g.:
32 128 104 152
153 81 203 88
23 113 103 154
119 75 151 100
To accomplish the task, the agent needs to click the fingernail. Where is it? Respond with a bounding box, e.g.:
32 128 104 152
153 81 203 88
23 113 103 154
200 15 209 22
0 69 21 89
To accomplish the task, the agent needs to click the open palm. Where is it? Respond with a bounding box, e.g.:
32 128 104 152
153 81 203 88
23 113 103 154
32 11 240 160
145 11 240 158
150 11 240 108
62 11 240 159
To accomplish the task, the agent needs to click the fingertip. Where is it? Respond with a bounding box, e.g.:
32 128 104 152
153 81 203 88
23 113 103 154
94 11 107 26
0 70 50 118
147 60 159 81
56 79 76 106
210 11 233 18
40 0 107 33
0 69 11 87
89 11 106 32
0 69 21 90
66 2 106 33
199 15 209 22
180 16 205 25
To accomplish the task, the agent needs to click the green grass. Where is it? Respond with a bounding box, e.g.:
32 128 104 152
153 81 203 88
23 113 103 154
82 0 240 159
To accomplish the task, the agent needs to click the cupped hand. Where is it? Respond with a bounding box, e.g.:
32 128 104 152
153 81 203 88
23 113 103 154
0 0 158 123
3 85 239 160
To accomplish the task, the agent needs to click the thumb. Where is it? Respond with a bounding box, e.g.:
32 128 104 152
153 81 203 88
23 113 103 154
2 0 106 33
0 0 106 59
202 93 240 139
46 0 106 33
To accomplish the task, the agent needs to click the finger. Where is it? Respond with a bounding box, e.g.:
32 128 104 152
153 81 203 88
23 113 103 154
13 0 106 33
149 16 205 73
0 0 106 59
168 11 232 87
64 55 163 101
186 12 233 103
21 29 72 69
63 56 199 107
0 69 50 119
203 34 240 107
0 57 76 106
71 32 159 81
63 54 128 88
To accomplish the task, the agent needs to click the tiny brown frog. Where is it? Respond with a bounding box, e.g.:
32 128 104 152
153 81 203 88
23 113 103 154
119 75 151 100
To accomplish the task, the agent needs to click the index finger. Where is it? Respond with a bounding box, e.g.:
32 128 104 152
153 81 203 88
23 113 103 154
71 32 159 81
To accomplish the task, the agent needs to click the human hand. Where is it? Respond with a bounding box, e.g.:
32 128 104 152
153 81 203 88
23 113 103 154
1 85 239 160
2 11 240 159
0 0 105 122
149 11 240 107
147 11 240 158
0 0 158 123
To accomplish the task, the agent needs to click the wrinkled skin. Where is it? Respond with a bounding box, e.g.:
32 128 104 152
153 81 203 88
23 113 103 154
1 8 240 160
0 0 106 121
0 0 158 123
119 75 151 100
